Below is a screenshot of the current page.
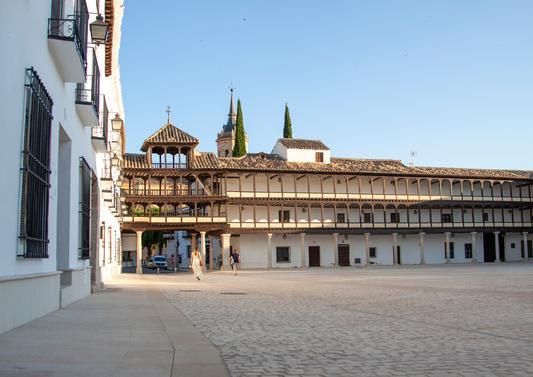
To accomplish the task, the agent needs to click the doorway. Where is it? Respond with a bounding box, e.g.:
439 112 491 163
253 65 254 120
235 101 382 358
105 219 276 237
308 246 320 267
483 232 506 262
338 244 350 266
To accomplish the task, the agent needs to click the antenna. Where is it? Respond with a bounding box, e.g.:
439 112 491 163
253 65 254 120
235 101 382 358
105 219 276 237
409 150 417 167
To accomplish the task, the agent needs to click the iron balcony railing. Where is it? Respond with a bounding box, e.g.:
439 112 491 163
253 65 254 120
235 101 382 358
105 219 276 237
91 96 108 144
48 18 87 74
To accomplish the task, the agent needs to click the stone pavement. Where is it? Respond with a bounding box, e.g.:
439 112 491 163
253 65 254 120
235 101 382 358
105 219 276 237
1 265 533 377
0 276 229 377
159 264 533 377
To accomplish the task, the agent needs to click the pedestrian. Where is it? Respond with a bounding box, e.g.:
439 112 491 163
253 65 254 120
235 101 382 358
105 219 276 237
231 249 240 275
191 249 203 280
177 254 182 270
169 254 176 272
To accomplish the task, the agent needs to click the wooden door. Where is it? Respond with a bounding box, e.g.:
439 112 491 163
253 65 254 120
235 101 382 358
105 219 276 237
308 246 320 267
338 244 350 266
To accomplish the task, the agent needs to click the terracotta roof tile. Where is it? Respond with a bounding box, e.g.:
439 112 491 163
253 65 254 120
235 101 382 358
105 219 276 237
124 152 531 180
141 123 198 151
278 138 329 150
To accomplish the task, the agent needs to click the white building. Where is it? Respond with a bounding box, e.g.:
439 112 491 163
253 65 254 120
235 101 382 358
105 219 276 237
0 0 125 334
120 93 533 272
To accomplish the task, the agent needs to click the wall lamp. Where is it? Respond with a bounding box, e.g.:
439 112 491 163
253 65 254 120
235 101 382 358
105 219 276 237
90 14 109 45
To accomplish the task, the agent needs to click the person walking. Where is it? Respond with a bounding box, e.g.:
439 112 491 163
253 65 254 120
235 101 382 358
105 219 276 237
169 254 176 272
231 249 240 276
191 249 203 280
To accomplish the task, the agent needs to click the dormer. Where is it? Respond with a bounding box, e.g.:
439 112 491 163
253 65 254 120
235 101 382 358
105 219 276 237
141 123 199 168
272 138 331 163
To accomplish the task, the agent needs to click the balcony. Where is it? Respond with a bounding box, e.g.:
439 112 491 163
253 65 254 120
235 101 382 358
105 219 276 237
76 51 100 126
91 97 108 152
48 18 87 83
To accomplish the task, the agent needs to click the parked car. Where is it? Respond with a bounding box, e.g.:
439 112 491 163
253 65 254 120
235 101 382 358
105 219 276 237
149 255 168 269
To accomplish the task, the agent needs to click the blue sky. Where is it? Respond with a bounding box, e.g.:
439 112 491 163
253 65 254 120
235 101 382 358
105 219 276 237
120 1 533 169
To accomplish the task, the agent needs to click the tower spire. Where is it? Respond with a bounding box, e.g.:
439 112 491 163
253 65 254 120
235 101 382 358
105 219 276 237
227 85 236 127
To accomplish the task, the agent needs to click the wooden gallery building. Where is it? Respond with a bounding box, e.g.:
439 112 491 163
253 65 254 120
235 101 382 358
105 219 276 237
121 103 533 271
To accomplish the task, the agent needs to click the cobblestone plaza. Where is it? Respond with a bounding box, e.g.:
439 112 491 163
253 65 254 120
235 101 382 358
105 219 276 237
162 264 533 377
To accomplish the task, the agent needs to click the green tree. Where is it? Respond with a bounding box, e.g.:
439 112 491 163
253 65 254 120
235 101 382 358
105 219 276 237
232 99 247 157
142 231 166 254
283 103 293 138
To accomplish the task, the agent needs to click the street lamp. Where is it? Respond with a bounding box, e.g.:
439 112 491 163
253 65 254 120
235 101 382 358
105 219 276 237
111 154 120 167
111 113 123 131
90 14 109 45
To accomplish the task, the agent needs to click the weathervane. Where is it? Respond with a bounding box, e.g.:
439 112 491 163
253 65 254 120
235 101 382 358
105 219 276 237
165 105 172 123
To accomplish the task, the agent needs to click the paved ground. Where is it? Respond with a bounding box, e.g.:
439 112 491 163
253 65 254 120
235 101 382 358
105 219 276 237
1 264 533 377
158 264 533 377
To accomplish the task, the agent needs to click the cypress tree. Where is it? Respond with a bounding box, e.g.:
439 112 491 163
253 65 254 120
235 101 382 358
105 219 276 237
283 103 293 138
232 99 246 157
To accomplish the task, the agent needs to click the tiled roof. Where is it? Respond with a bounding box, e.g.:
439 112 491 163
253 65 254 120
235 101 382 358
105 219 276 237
193 152 220 169
277 138 329 150
124 153 147 169
141 123 198 151
124 152 531 180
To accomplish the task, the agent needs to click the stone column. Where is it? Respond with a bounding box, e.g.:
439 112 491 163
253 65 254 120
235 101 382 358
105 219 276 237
419 232 425 265
444 232 451 264
200 231 207 271
136 230 143 274
221 233 231 271
471 232 477 263
208 235 214 271
494 231 501 263
364 233 370 266
523 232 529 262
332 233 339 266
267 233 273 268
392 233 398 265
191 233 197 252
300 233 306 268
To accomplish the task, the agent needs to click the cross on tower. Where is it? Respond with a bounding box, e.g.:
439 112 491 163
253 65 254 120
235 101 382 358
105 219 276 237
165 106 172 123
229 82 235 93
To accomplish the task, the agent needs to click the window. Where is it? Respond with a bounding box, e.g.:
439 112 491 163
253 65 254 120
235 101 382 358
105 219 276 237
363 213 373 223
315 152 324 163
19 68 53 258
390 212 400 223
511 243 515 249
278 210 290 222
483 212 489 222
336 213 346 223
276 247 290 263
441 213 452 223
369 247 377 258
78 158 91 259
464 243 473 259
